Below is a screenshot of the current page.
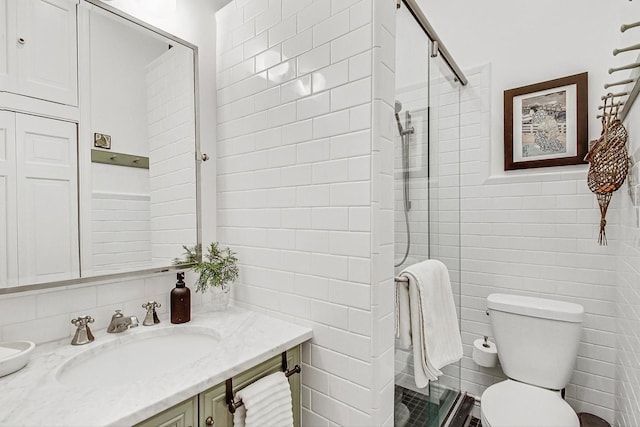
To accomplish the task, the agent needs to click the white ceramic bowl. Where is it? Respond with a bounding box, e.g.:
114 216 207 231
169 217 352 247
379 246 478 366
0 341 36 377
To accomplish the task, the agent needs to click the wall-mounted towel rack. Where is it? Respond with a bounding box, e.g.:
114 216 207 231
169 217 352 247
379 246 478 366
91 149 150 169
602 20 640 122
225 351 301 414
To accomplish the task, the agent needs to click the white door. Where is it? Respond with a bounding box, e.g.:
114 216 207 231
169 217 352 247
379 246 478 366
16 0 78 106
16 113 78 284
0 0 17 92
0 111 17 287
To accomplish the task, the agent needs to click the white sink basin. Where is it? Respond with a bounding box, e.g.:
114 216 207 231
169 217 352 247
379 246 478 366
56 328 220 388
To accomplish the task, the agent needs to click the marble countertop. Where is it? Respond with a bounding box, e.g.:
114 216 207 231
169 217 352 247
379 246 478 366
0 306 312 426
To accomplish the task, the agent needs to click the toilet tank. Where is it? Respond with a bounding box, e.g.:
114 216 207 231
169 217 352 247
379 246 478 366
487 293 584 390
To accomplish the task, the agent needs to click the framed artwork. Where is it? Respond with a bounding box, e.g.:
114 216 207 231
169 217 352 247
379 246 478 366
504 72 588 170
94 132 111 149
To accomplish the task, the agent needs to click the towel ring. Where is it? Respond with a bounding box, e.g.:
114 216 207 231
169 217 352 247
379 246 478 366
225 351 302 414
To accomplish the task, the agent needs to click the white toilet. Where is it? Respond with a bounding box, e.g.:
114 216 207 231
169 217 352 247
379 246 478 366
481 293 584 427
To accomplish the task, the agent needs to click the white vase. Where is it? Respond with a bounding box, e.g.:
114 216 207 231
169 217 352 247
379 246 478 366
207 283 230 311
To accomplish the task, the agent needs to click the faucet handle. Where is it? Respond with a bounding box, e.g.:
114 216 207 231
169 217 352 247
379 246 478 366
71 315 95 345
71 315 94 327
142 301 161 310
142 301 161 326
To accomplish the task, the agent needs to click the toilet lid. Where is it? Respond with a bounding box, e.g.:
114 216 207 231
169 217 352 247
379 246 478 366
481 380 579 427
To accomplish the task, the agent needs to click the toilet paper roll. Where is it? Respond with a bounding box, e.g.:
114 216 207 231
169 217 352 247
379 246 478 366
472 338 498 368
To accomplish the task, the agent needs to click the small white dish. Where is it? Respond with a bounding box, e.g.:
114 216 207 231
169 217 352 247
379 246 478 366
0 341 35 377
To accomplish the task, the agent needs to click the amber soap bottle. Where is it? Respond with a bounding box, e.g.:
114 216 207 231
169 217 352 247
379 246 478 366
171 272 191 324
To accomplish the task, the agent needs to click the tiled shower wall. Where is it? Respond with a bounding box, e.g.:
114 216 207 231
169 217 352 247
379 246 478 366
215 0 396 424
458 65 618 422
615 101 640 427
394 84 429 269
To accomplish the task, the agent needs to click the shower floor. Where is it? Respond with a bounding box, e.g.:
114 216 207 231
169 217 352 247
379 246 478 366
395 385 458 427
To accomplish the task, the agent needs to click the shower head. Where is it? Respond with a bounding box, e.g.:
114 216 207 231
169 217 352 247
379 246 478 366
394 101 404 136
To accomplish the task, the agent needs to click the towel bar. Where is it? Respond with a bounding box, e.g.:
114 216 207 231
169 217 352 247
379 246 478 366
225 351 301 414
395 276 409 283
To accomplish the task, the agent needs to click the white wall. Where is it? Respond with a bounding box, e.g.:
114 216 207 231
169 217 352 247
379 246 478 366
420 0 621 178
215 0 396 424
616 102 640 427
418 1 632 422
90 9 167 156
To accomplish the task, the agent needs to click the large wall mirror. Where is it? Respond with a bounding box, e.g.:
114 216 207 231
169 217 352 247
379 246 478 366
1 0 200 290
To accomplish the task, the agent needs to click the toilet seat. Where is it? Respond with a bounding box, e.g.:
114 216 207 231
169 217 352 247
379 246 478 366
481 380 579 427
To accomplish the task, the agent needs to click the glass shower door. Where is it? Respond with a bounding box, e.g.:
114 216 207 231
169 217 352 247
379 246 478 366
426 47 462 427
393 3 463 425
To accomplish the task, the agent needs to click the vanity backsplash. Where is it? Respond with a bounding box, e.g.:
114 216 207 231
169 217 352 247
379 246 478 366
0 270 201 345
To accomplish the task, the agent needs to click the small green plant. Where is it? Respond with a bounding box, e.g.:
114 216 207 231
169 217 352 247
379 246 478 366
173 244 199 266
174 243 239 293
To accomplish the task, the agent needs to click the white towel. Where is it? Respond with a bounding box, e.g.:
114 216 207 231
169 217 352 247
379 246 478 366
232 371 294 427
399 260 463 389
395 280 412 349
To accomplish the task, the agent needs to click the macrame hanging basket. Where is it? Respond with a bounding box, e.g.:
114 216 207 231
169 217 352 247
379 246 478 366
585 99 629 245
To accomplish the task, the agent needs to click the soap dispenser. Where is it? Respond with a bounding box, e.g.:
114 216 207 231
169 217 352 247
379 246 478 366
171 272 191 324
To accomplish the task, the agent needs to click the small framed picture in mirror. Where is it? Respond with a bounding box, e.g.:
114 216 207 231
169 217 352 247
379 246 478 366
94 133 111 149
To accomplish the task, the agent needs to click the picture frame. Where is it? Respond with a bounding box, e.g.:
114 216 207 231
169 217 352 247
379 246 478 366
504 72 588 170
94 132 111 149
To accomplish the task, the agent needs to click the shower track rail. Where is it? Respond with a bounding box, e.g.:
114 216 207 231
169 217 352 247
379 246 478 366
402 0 468 86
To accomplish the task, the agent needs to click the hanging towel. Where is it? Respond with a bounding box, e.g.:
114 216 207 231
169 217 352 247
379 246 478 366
232 371 294 427
395 280 412 349
399 260 463 389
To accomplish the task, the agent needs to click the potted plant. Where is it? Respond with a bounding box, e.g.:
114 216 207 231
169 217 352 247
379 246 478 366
174 242 239 311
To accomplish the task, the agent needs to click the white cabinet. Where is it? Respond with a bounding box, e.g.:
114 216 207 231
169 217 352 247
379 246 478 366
0 0 78 106
0 112 78 287
0 111 17 287
0 0 17 92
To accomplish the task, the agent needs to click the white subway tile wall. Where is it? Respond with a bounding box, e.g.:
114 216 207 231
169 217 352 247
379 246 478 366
459 65 618 423
615 104 640 427
146 48 198 265
91 192 151 272
215 0 396 424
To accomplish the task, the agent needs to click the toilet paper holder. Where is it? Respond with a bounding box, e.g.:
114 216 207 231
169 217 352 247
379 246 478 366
473 336 499 368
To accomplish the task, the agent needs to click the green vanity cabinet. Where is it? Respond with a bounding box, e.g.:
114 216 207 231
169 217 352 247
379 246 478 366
135 396 199 427
136 347 301 427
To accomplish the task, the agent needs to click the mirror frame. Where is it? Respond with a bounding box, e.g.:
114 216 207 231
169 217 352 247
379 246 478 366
0 0 202 295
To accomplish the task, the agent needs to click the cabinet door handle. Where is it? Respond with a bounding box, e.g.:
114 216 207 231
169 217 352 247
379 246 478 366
17 37 26 45
205 416 215 426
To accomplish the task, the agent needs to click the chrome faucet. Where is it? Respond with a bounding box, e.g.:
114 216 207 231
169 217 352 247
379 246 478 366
71 315 95 345
142 301 161 326
107 310 139 333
